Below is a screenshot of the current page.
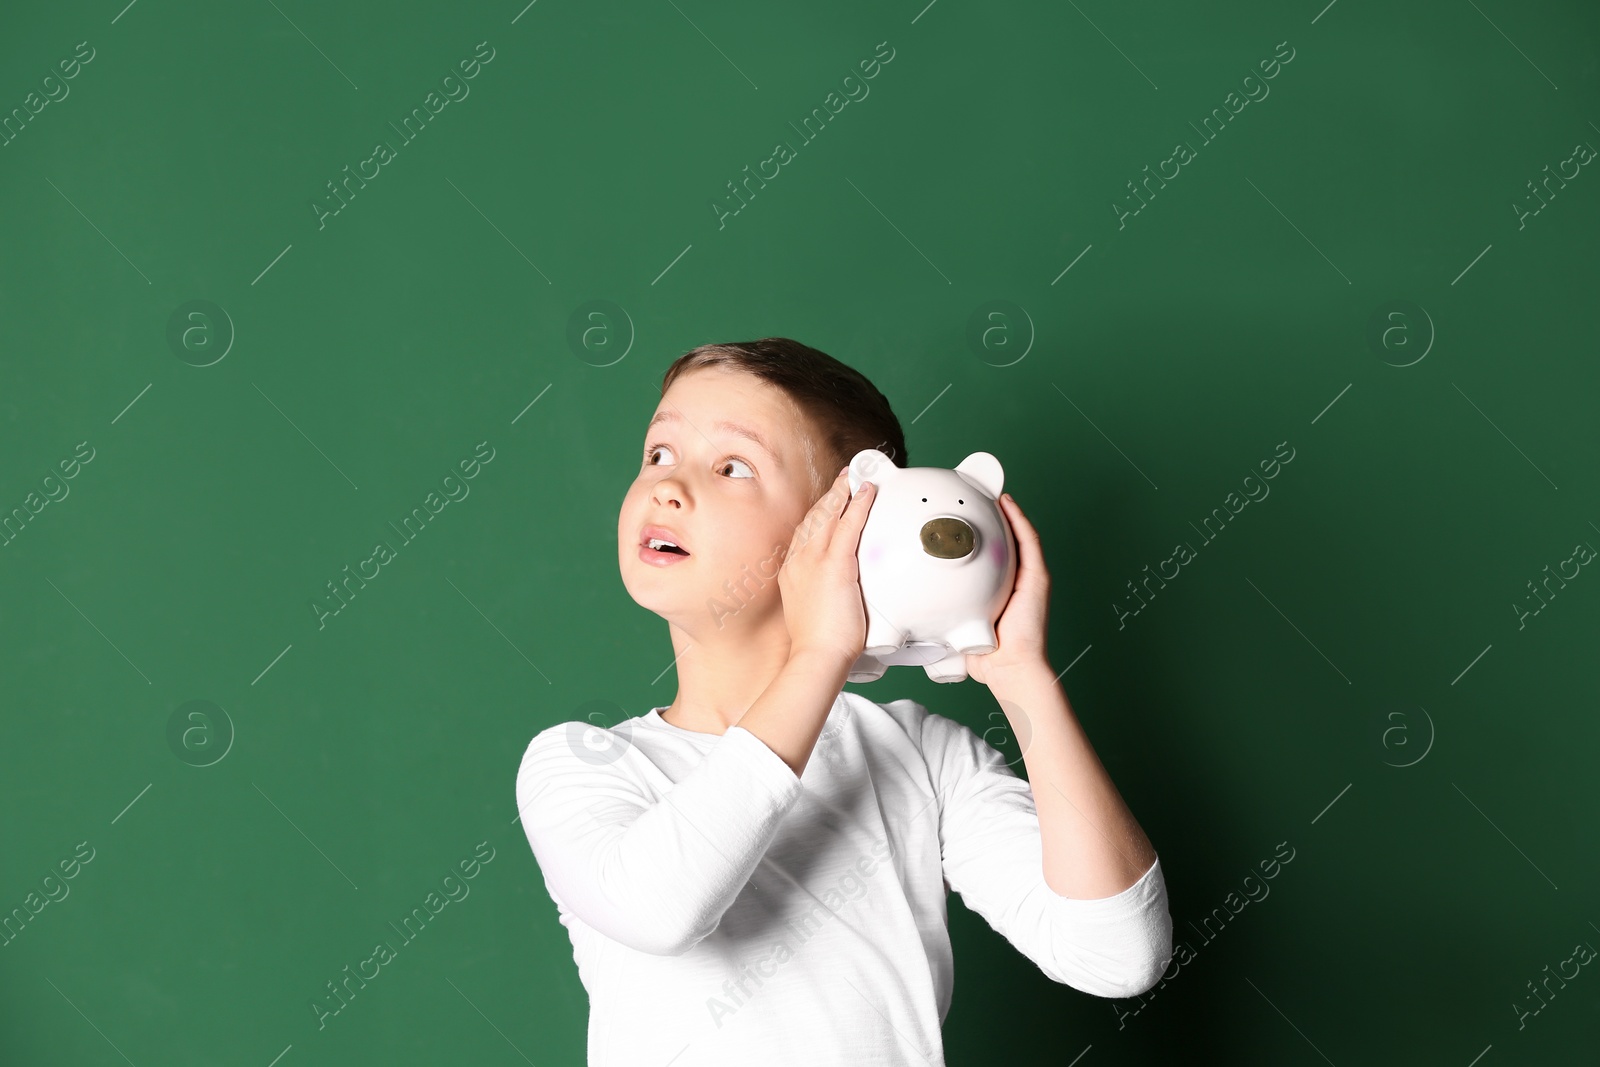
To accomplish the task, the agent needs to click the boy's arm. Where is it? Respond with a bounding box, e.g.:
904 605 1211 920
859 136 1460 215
514 652 843 957
732 648 853 777
920 685 1172 999
987 661 1157 898
516 719 802 956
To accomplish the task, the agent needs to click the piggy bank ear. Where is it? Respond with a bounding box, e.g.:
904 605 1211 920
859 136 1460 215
848 449 894 492
953 452 1004 499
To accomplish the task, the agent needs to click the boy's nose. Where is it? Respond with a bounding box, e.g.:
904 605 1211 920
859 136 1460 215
920 517 975 559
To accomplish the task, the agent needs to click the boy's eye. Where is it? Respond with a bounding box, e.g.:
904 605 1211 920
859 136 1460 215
643 445 755 479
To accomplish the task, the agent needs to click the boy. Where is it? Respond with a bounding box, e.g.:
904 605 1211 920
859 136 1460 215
515 338 1171 1065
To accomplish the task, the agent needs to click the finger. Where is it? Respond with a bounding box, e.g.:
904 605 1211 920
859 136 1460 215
1001 492 1036 540
819 465 858 526
832 479 877 555
1001 493 1049 587
795 467 853 554
843 477 876 523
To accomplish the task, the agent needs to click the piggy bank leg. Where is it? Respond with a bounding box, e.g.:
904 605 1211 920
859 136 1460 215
863 602 908 657
924 650 969 684
946 619 999 656
847 652 888 684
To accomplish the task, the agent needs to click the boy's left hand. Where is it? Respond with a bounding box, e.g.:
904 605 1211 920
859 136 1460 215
965 492 1052 689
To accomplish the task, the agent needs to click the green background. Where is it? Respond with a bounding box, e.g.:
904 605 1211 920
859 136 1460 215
2 0 1597 1063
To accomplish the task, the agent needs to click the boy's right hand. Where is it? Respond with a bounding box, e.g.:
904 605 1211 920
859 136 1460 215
777 466 878 670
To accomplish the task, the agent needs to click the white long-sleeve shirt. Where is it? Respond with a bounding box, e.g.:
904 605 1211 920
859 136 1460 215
514 689 1172 1066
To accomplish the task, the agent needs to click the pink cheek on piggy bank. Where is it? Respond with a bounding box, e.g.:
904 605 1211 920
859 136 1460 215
989 537 1006 567
864 544 886 567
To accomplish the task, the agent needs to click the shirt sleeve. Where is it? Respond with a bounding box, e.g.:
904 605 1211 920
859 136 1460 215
917 703 1173 998
515 720 805 957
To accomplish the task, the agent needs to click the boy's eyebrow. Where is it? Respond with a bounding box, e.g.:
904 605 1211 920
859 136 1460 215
646 410 783 468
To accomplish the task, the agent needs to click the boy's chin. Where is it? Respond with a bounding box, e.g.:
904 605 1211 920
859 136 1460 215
625 586 773 635
620 579 695 621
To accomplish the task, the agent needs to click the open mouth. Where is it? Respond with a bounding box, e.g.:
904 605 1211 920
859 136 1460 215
639 524 691 562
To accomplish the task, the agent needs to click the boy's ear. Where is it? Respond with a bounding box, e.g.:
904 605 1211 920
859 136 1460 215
848 448 895 492
953 452 1004 499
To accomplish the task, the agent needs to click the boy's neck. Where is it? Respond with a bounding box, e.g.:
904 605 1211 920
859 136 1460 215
659 622 795 735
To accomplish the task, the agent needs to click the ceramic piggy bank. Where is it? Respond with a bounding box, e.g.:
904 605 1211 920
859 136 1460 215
845 448 1018 684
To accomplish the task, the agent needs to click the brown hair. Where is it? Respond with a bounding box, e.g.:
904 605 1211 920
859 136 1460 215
659 337 908 497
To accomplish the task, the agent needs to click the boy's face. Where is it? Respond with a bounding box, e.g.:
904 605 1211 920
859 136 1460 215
617 366 828 631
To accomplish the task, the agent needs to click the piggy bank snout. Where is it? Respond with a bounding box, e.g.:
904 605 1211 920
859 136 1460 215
919 516 976 559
